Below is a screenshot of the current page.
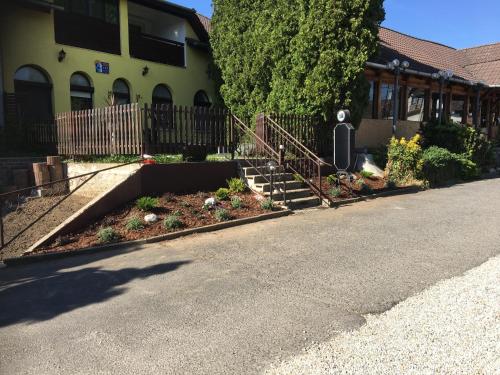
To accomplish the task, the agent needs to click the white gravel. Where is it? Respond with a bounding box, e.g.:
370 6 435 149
265 256 500 375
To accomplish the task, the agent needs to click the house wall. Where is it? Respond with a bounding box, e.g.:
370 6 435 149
356 119 421 149
0 0 216 115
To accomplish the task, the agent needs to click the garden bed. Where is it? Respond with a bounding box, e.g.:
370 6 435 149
317 172 406 203
33 190 278 256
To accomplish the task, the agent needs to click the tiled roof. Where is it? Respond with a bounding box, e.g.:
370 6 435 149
196 13 212 33
461 43 500 85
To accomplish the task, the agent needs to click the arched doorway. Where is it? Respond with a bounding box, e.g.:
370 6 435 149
14 66 53 123
152 84 173 107
70 72 93 110
112 79 130 105
194 90 211 108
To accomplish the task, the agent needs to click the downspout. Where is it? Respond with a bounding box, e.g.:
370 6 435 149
0 35 5 128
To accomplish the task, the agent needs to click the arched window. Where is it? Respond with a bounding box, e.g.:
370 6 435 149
112 79 130 105
194 90 211 108
70 73 93 111
14 66 53 122
152 84 173 107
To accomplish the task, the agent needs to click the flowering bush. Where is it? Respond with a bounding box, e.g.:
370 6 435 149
385 135 423 184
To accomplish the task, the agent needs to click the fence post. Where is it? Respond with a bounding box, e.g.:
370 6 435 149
0 198 4 250
143 103 150 155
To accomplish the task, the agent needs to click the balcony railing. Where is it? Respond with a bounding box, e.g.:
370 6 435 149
129 26 185 67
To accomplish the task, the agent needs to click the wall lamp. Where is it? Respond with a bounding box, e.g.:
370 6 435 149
142 66 149 76
431 69 454 125
58 49 66 62
386 59 410 136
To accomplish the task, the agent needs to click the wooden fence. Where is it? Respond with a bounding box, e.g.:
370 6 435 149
0 121 57 156
56 103 143 155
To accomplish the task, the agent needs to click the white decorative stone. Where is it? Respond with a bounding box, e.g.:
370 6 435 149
144 213 158 224
204 197 217 207
355 153 385 177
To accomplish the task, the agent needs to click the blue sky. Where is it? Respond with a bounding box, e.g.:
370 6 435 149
174 0 500 49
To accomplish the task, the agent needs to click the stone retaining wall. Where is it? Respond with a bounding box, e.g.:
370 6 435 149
0 157 45 192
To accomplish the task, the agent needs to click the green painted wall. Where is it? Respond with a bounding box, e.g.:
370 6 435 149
0 1 217 114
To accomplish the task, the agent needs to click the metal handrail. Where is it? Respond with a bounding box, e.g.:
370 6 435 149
231 115 287 203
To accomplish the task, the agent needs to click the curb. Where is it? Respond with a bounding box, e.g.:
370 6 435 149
3 210 292 267
328 186 422 208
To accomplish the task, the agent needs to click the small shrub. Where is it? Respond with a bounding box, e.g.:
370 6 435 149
329 187 342 198
126 217 144 231
261 198 274 211
421 146 459 186
360 170 374 179
164 215 183 230
386 134 423 184
215 187 230 201
230 196 243 209
182 145 208 162
355 178 366 188
214 208 232 222
326 174 338 186
136 196 159 211
227 178 246 193
98 227 118 243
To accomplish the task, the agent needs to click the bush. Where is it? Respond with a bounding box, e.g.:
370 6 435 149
164 214 183 230
421 121 492 167
455 154 480 180
326 174 338 186
329 187 342 198
360 170 374 179
214 208 232 222
215 188 230 201
136 196 159 211
261 198 274 210
125 217 144 231
386 135 423 184
182 145 208 162
227 178 246 193
421 147 460 186
230 196 243 209
98 227 118 243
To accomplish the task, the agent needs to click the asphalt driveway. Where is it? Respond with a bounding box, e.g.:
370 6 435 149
1 178 499 374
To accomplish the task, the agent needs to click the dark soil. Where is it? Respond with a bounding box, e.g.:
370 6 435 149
317 173 401 202
35 191 274 256
1 195 91 260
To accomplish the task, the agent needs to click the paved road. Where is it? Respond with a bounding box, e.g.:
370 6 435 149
1 179 499 375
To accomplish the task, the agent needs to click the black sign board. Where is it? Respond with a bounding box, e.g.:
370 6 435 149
333 123 355 171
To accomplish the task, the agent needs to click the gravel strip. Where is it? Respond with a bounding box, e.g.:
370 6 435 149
265 256 500 375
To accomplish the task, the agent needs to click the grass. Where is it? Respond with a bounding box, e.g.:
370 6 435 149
136 196 159 211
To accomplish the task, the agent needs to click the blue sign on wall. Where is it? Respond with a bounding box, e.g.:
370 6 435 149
95 61 110 74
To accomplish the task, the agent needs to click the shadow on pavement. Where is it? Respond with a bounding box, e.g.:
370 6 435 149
0 259 190 328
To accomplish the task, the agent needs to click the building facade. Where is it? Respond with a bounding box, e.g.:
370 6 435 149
0 0 217 127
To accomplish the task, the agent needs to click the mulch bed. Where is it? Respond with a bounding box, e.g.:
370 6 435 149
317 173 402 203
34 191 274 255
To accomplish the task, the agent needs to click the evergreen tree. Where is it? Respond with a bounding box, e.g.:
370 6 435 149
211 0 384 126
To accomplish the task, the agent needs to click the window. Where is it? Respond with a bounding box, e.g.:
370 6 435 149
14 66 53 123
194 90 211 108
55 0 118 24
451 95 465 124
407 88 425 122
363 81 375 119
112 79 130 105
152 84 173 107
70 73 93 111
380 83 394 120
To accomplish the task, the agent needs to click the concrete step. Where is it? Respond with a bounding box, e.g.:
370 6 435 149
263 188 312 201
284 196 321 210
242 166 285 176
247 173 294 184
252 180 304 192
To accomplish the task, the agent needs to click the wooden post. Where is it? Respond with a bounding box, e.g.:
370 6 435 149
463 92 470 125
33 162 50 196
424 87 432 122
47 156 66 195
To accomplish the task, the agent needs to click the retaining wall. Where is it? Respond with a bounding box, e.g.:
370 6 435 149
0 157 45 191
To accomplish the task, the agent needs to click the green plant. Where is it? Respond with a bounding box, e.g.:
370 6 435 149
164 215 183 230
421 146 460 186
386 134 423 184
97 227 118 243
230 196 243 209
182 145 208 162
360 170 374 179
136 196 159 211
214 208 232 222
125 217 144 231
211 0 384 123
355 178 366 188
329 187 342 198
215 187 230 201
261 198 274 211
227 177 247 193
326 174 338 186
293 173 305 183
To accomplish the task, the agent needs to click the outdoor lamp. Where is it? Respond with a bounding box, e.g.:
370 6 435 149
58 49 66 62
387 59 410 135
267 160 279 201
142 66 149 76
337 109 351 123
267 160 278 172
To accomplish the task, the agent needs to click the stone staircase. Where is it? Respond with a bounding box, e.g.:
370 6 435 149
241 165 321 210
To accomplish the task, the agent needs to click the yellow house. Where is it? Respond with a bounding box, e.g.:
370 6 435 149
0 0 217 127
